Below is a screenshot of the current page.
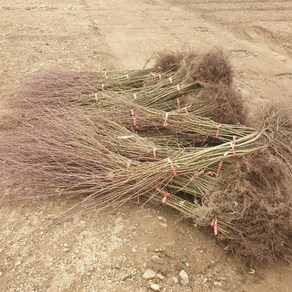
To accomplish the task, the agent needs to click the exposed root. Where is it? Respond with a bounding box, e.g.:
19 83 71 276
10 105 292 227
153 50 185 72
180 49 233 85
204 106 292 266
187 84 246 124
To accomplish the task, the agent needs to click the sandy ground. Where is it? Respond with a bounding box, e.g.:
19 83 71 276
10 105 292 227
0 0 292 291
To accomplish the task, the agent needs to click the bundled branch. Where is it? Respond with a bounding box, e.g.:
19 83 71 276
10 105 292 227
20 51 186 108
1 106 260 211
92 92 253 143
19 49 233 113
160 106 292 266
1 48 291 267
186 84 246 124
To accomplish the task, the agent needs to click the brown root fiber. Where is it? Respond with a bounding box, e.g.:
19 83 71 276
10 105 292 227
187 84 246 124
180 49 233 85
153 51 185 72
261 105 292 176
204 107 292 266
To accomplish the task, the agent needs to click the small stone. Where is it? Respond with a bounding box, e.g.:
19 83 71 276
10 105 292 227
15 261 21 266
151 255 164 265
159 222 167 228
156 273 164 280
217 277 227 281
0 271 2 277
214 281 222 287
142 269 156 279
39 231 44 235
63 248 70 252
121 274 134 281
150 283 161 291
179 270 189 285
158 216 167 222
172 276 179 284
179 255 187 264
63 243 68 247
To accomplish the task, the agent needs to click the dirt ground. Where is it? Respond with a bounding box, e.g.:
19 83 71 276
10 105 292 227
0 0 292 291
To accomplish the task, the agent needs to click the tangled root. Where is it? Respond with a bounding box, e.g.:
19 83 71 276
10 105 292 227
153 51 185 72
205 106 292 266
261 105 292 176
180 49 233 85
187 84 246 124
210 151 292 266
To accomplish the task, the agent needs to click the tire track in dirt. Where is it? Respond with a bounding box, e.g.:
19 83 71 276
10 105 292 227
88 0 292 109
84 0 190 69
165 0 292 111
187 1 292 57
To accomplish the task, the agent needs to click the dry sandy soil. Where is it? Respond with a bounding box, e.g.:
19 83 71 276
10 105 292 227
0 0 292 291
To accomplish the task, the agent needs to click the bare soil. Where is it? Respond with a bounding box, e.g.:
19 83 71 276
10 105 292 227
0 0 291 291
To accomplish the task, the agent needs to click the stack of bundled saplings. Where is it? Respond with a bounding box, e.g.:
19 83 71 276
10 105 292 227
1 49 291 267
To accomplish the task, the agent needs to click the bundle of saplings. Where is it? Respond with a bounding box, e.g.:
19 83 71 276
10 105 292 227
1 48 291 267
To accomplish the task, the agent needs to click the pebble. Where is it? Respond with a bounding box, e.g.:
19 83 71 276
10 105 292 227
214 281 222 287
121 274 134 281
150 283 161 291
142 269 156 280
179 255 187 264
63 248 70 252
158 216 167 222
15 261 21 266
179 270 189 285
157 274 164 280
151 255 164 265
217 277 227 281
172 276 179 284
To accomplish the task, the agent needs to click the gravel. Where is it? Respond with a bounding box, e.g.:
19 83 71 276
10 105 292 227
142 269 156 280
179 269 189 285
151 255 164 265
150 283 161 291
